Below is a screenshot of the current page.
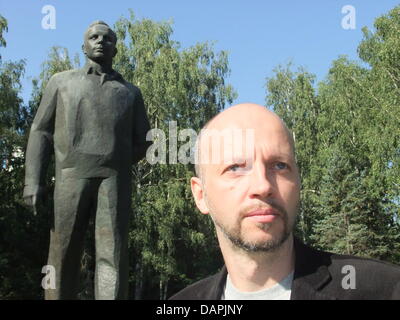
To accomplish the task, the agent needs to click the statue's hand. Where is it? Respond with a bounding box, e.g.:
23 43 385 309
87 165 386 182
23 185 46 216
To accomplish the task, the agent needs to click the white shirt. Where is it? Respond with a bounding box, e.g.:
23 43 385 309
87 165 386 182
221 271 294 300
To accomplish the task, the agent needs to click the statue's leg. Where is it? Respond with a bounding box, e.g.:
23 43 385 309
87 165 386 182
94 174 131 300
45 175 94 300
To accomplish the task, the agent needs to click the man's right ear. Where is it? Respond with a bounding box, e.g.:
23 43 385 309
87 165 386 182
190 177 209 215
82 44 86 55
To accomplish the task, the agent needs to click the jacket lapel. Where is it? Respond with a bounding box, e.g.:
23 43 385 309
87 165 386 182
202 238 338 300
291 238 337 300
204 266 228 299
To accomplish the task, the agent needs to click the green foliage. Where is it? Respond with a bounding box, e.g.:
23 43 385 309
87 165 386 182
0 14 8 53
266 63 321 243
265 6 400 264
2 4 400 300
38 46 79 91
0 12 234 299
113 11 235 299
0 16 50 299
0 20 79 297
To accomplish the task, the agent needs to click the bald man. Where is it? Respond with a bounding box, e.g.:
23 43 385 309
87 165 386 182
170 103 400 300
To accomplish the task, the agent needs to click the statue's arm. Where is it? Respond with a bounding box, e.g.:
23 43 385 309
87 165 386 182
132 88 151 164
23 75 58 210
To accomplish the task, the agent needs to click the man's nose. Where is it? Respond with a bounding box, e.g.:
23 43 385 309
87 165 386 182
248 165 275 199
96 36 105 44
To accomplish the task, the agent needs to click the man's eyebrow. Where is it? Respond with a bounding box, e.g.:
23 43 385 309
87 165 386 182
266 153 292 159
266 155 296 164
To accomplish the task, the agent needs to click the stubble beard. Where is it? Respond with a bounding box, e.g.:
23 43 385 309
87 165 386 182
206 196 296 253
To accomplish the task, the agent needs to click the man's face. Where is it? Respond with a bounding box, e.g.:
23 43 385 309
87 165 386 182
192 107 301 252
83 24 116 64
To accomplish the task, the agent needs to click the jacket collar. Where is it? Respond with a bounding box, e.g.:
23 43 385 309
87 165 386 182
291 237 336 300
207 265 227 300
83 62 123 84
208 237 336 300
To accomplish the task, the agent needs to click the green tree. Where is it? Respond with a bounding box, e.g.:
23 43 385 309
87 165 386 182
312 56 399 260
0 14 7 54
358 6 400 236
265 5 400 264
113 11 235 299
0 15 50 299
265 63 321 244
1 12 235 299
0 17 80 297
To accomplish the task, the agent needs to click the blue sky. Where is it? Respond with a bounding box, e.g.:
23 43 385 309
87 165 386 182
1 1 399 106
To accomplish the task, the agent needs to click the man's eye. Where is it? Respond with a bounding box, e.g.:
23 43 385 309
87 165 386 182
228 164 241 172
226 163 247 173
274 162 288 170
90 35 98 39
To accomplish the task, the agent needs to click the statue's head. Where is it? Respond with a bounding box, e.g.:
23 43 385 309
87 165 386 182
82 21 117 64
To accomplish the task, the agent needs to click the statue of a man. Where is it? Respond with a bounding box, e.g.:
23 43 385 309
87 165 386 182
23 21 151 299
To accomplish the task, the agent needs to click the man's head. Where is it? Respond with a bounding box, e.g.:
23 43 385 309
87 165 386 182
82 21 117 64
191 103 300 253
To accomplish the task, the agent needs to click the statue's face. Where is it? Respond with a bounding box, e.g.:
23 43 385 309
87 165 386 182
83 24 116 64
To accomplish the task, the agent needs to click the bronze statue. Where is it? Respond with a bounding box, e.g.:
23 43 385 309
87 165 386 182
23 21 151 299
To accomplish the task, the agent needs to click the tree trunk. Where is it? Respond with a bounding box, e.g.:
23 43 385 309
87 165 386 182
134 262 143 300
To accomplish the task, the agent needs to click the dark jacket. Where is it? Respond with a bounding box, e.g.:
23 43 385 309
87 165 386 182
24 63 150 191
170 238 400 300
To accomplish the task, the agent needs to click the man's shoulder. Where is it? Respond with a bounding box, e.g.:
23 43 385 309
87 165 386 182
328 250 400 281
297 239 400 275
46 69 80 84
305 242 400 277
54 68 81 79
121 79 141 94
169 268 227 300
299 242 400 299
